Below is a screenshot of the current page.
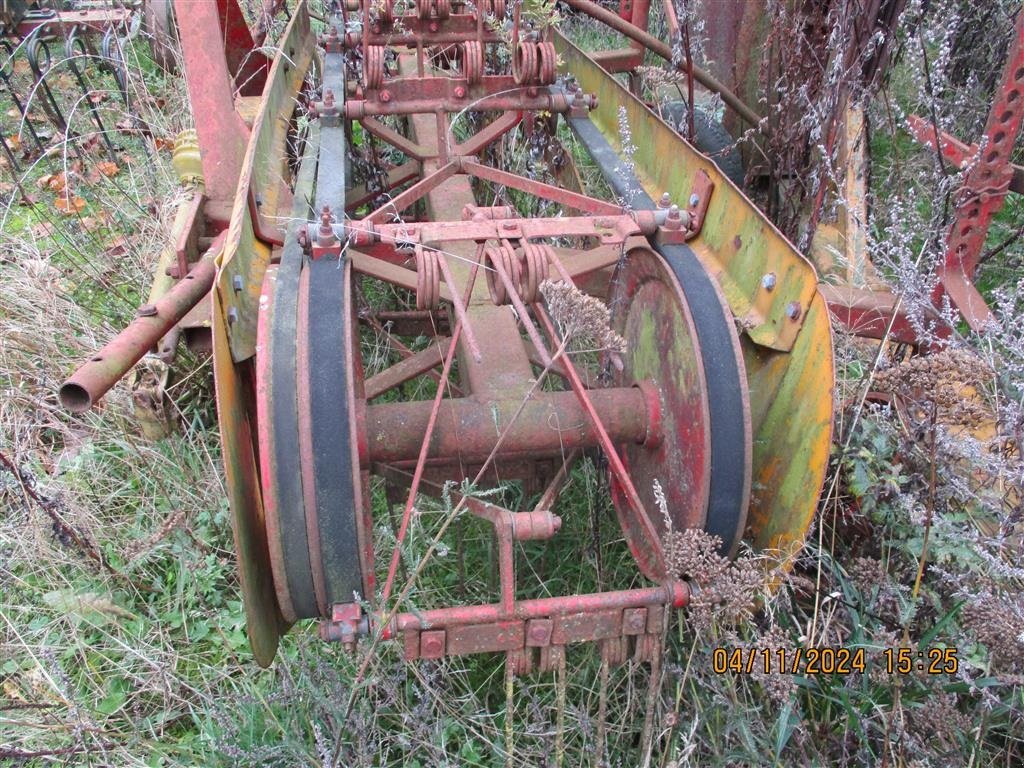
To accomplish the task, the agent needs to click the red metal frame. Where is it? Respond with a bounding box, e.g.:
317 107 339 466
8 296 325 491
55 0 820 674
297 15 723 669
828 11 1024 340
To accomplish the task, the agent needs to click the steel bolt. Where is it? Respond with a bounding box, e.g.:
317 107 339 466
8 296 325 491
137 303 158 318
254 193 263 208
688 193 700 208
761 272 776 291
232 274 244 293
658 192 671 209
786 301 802 321
227 306 239 325
318 205 336 246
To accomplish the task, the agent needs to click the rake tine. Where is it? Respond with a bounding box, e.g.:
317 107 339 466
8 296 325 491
1 40 47 153
25 33 74 144
65 28 118 161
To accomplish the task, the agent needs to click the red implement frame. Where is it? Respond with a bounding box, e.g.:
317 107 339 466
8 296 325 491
904 10 1024 331
59 0 832 679
297 10 720 673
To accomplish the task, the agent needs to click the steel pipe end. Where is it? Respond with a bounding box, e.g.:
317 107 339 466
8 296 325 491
59 381 93 413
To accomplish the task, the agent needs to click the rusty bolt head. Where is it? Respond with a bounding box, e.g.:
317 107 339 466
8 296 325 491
786 301 802 321
529 625 548 643
429 21 438 31
454 86 466 99
137 303 158 318
227 306 239 325
422 636 443 654
380 89 391 103
232 274 244 293
323 88 335 108
761 272 776 291
502 221 517 230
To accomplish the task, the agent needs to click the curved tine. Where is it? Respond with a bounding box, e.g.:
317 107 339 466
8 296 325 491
101 25 128 106
0 39 46 152
64 28 117 159
25 29 83 160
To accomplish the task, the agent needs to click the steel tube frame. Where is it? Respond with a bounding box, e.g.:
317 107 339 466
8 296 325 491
389 582 689 634
559 0 761 127
59 256 218 412
364 387 653 463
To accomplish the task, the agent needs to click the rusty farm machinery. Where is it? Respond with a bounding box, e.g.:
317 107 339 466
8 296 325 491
37 0 1021 675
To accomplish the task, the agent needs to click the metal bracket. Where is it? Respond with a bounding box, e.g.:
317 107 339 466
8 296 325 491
319 603 369 649
685 169 714 238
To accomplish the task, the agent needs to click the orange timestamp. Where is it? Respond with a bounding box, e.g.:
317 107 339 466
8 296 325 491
713 647 867 675
881 647 959 675
712 646 961 676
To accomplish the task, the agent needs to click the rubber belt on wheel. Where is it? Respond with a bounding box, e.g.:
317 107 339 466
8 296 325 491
569 115 750 555
305 48 363 609
303 256 363 608
267 126 320 620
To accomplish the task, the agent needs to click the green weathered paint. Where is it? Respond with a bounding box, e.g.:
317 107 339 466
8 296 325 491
220 5 315 363
557 34 834 566
556 33 818 353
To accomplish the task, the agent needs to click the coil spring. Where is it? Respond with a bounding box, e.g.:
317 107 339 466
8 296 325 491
364 45 386 89
461 39 483 85
415 245 441 311
513 41 557 86
485 241 552 305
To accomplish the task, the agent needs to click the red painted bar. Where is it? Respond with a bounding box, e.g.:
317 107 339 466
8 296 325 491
364 387 655 463
389 581 689 633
